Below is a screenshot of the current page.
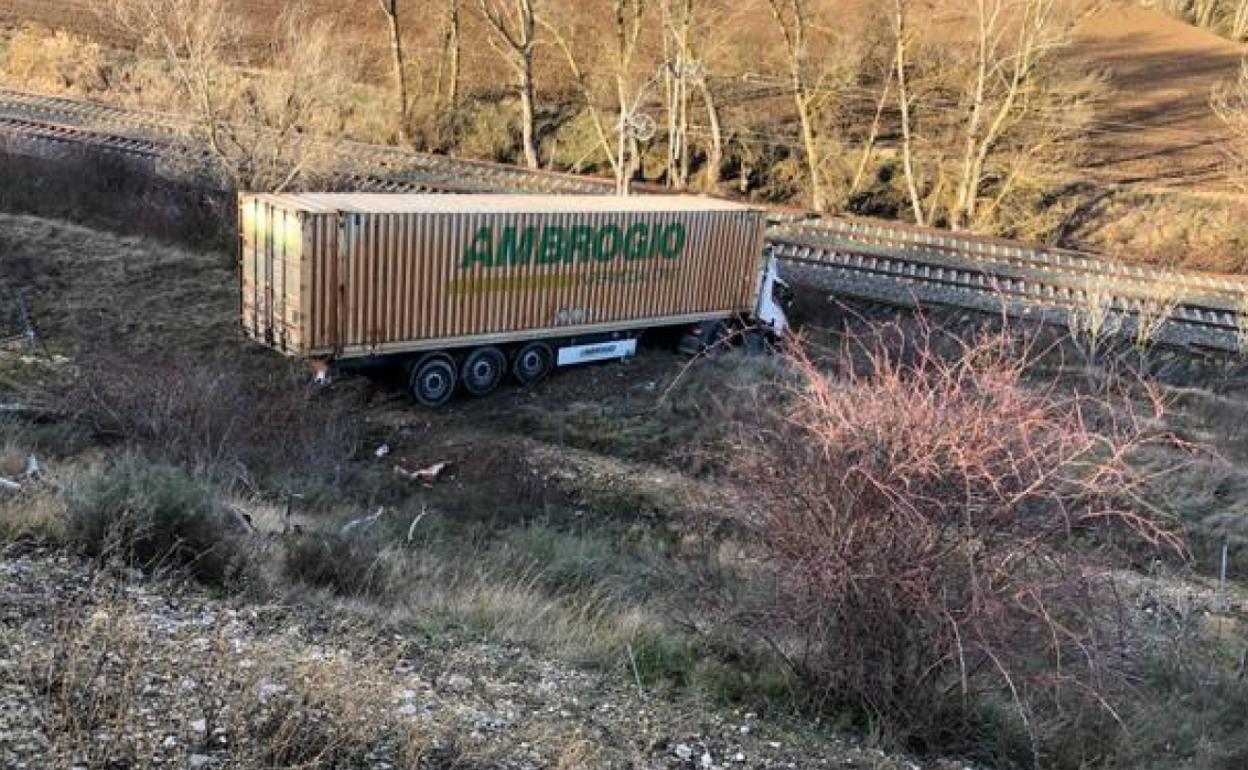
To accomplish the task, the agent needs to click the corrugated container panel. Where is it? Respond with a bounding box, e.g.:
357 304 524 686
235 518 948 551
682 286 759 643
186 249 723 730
239 193 766 359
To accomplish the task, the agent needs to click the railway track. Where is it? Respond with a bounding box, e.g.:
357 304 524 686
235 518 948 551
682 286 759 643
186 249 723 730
1 87 1245 354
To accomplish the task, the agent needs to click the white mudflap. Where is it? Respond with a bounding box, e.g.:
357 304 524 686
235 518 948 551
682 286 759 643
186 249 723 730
556 339 638 367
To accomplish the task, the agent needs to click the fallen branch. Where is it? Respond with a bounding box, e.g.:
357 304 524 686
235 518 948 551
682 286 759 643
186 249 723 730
340 506 385 537
405 504 430 544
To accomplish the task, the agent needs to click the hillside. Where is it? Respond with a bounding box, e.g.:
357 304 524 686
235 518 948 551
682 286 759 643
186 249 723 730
1073 2 1246 189
1 0 1240 194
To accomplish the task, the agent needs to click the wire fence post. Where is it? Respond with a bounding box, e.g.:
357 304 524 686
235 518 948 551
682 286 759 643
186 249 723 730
1217 539 1230 613
15 291 37 354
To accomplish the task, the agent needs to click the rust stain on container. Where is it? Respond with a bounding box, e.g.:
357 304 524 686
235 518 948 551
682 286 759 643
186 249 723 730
239 193 767 359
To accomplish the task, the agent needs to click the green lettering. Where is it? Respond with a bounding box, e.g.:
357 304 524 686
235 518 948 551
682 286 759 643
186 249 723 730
649 224 667 259
462 226 494 268
565 226 594 263
595 225 623 262
497 226 536 267
625 223 650 260
661 223 686 259
539 226 565 264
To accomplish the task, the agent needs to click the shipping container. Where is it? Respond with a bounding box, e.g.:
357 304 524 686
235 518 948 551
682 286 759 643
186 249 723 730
239 193 787 404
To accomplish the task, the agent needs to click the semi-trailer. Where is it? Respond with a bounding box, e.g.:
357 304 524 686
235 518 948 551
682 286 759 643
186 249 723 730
239 193 788 405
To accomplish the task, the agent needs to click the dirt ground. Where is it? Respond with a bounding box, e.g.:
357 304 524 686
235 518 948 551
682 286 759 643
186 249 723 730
0 0 372 47
1072 1 1245 190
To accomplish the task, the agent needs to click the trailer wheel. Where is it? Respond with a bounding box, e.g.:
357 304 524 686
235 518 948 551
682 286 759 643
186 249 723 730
461 346 507 397
409 354 457 407
512 342 553 386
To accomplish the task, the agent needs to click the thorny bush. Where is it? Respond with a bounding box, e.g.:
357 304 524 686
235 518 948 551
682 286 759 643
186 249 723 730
728 321 1191 762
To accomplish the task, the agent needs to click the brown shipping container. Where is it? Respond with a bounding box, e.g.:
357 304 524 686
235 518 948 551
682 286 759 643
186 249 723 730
239 193 768 359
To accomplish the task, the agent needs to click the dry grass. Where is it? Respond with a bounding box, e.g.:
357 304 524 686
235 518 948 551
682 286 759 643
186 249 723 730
32 597 149 768
0 486 67 543
0 24 105 94
0 423 69 542
21 584 483 770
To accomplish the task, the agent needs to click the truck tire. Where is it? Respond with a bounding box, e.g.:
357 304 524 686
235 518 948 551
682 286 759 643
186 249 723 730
512 341 553 386
409 354 457 407
461 346 507 396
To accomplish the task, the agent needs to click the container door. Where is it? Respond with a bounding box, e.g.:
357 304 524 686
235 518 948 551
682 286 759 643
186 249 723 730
239 197 272 344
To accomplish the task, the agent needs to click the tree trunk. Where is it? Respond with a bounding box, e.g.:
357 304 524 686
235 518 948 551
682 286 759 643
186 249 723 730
438 0 462 111
952 0 992 230
697 76 722 191
475 0 539 168
519 58 539 168
794 88 824 211
543 18 620 176
766 0 824 211
674 0 693 189
894 0 925 225
850 63 892 197
677 18 691 188
377 0 410 146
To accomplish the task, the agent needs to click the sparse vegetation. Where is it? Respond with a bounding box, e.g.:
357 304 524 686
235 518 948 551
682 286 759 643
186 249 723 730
720 323 1189 760
3 1 1248 767
1141 0 1248 41
0 0 1111 235
66 458 252 587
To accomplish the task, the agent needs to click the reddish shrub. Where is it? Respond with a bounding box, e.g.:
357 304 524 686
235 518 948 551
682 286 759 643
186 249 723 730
727 321 1189 755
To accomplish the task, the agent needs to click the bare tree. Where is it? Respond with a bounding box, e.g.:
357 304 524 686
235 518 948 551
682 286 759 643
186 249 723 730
764 0 826 211
543 19 621 178
893 0 927 225
949 0 1076 230
696 75 724 190
887 0 1093 232
544 0 660 194
610 0 657 194
106 0 356 191
105 0 233 150
436 0 463 112
662 0 694 189
475 0 540 168
373 0 411 146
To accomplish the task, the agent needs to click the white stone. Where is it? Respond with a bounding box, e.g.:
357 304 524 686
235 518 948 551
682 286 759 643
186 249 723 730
674 744 694 760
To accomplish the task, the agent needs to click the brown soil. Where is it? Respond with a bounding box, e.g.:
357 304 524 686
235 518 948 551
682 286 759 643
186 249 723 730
0 0 382 54
1071 1 1244 189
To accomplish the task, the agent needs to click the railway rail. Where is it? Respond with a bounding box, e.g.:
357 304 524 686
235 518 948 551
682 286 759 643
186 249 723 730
1 87 1245 354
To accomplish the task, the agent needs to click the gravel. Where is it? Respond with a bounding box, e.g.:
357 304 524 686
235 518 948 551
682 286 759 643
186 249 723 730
0 544 952 770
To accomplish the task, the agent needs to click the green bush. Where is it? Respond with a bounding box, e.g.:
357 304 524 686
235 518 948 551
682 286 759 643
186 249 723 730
67 457 249 587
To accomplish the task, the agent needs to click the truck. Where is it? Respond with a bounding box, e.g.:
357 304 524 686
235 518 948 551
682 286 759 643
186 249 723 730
239 193 788 405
